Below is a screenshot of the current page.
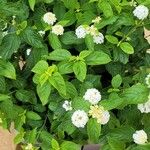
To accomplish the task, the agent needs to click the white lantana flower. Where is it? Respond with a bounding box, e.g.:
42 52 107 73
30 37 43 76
92 16 102 24
93 32 104 44
75 25 87 38
71 110 89 128
25 143 33 150
38 30 45 37
145 73 150 88
138 95 150 113
62 100 72 111
26 49 31 56
133 130 148 145
83 88 101 105
43 12 57 25
89 105 110 125
133 5 149 20
52 25 64 35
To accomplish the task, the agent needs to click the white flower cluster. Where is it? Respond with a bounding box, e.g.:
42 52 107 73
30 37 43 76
43 12 64 35
62 100 72 111
138 94 150 113
71 110 88 128
75 25 87 38
133 5 149 20
75 25 104 44
83 88 101 105
52 24 64 35
145 73 150 88
70 88 110 128
43 12 56 25
138 100 150 113
133 130 148 145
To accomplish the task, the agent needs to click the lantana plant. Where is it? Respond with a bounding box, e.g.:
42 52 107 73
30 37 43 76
0 0 150 150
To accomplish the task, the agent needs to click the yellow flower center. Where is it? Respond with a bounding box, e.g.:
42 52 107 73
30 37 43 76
89 105 104 120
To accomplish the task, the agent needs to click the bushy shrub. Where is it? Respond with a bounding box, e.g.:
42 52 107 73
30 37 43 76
0 0 150 149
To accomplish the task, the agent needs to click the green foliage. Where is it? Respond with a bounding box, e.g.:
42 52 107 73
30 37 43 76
0 0 150 149
87 118 101 143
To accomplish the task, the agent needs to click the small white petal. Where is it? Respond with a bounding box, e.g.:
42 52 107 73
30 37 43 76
100 111 110 125
62 100 72 111
38 30 45 36
26 49 31 56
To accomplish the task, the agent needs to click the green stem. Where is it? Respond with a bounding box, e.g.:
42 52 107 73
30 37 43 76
35 115 48 142
117 20 143 46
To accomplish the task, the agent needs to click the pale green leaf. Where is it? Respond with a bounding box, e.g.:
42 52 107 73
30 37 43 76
73 61 87 82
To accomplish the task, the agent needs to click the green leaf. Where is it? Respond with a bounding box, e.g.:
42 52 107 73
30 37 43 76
28 0 36 11
61 141 81 150
37 82 51 105
100 93 123 110
51 139 60 150
40 131 53 149
49 72 66 95
107 137 125 150
58 61 73 74
48 49 71 61
25 128 37 144
111 74 122 88
0 33 20 59
14 130 25 144
130 144 150 150
65 82 78 99
96 16 118 29
98 0 113 18
105 35 118 44
87 118 101 143
85 51 111 65
62 0 80 9
79 50 92 59
0 94 10 101
108 126 135 142
62 10 76 26
32 60 48 74
21 27 44 48
120 42 134 54
48 33 62 49
73 61 87 82
122 83 149 105
15 90 37 104
26 111 41 120
0 60 16 79
61 31 84 45
72 97 90 112
0 77 6 93
85 34 94 51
